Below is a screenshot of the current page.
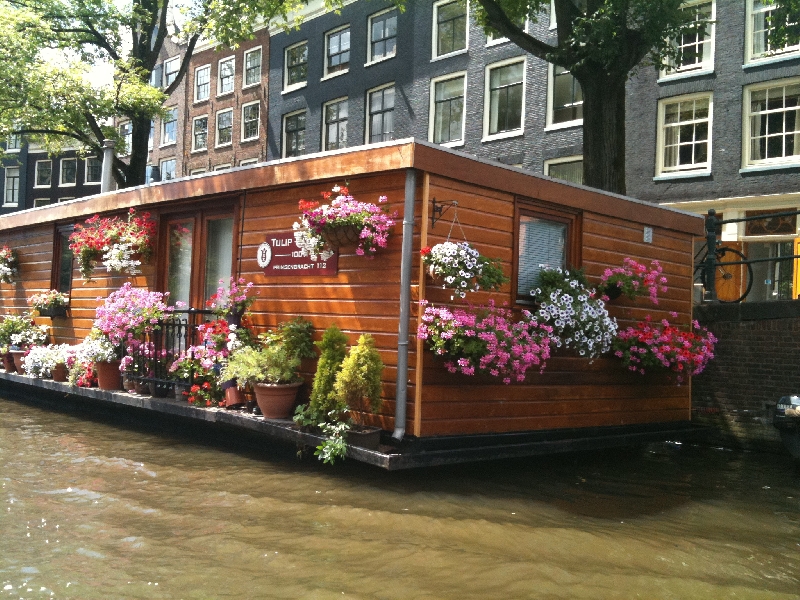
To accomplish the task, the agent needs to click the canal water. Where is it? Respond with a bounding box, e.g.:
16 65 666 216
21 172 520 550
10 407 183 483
1 399 798 600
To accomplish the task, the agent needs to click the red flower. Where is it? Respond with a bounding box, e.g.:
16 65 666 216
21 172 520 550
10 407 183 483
420 246 432 256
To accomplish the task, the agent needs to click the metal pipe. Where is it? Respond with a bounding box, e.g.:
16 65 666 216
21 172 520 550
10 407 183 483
703 209 718 302
100 139 116 194
393 168 417 441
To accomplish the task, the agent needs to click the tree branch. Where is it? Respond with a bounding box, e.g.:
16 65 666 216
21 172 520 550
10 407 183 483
474 0 558 62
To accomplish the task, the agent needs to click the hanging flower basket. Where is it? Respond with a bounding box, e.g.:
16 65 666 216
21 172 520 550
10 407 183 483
421 241 508 299
0 246 19 284
320 224 363 249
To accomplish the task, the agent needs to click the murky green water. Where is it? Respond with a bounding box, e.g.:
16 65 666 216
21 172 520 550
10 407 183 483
1 398 799 599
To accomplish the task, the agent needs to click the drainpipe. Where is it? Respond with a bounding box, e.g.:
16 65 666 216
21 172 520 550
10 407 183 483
393 168 417 442
100 139 116 194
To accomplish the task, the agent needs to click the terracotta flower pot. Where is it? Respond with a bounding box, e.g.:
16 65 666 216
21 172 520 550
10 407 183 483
95 360 122 391
224 385 245 408
10 350 26 374
133 379 150 395
2 352 16 373
51 362 68 382
253 381 302 418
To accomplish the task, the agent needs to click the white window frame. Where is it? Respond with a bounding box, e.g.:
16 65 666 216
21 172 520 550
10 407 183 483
486 18 527 46
432 0 469 61
161 107 178 147
365 83 396 145
322 97 349 151
34 160 52 188
119 121 132 156
163 56 180 88
3 167 19 206
192 115 209 152
429 71 467 147
217 57 235 96
215 108 234 148
160 158 177 181
243 47 263 88
241 101 261 142
282 109 307 158
33 198 52 208
194 64 211 102
660 0 715 80
745 0 800 65
57 197 74 203
544 155 584 184
190 168 207 175
214 163 231 171
239 158 258 166
482 57 526 142
367 7 398 65
655 92 713 178
283 41 308 93
59 158 77 187
323 25 351 80
84 157 102 185
5 133 21 152
545 63 583 131
742 77 800 170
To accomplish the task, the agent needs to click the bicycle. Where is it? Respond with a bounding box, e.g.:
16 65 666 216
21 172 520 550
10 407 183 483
693 245 753 303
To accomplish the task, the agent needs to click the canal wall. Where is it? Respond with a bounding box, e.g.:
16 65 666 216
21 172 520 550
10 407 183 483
693 301 800 452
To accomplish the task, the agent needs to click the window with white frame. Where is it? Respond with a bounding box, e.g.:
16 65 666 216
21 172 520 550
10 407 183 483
60 158 77 186
5 133 21 150
284 41 308 90
162 107 178 145
486 16 526 45
244 47 262 87
368 8 397 63
516 208 576 301
544 156 584 185
163 57 180 87
325 26 350 76
33 198 53 208
430 73 466 145
195 65 210 101
323 98 348 150
190 168 207 175
484 58 525 138
148 120 154 149
214 164 231 171
367 84 395 144
85 157 102 184
216 109 233 147
240 158 258 166
744 79 800 167
242 102 260 141
433 0 468 58
547 64 583 127
218 57 235 95
119 121 132 155
747 0 800 63
3 167 19 205
58 197 74 203
656 93 712 175
193 116 208 151
283 110 306 157
160 158 176 181
664 0 714 76
35 160 52 187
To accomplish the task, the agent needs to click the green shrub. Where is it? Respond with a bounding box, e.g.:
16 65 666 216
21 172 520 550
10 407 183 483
334 334 383 418
260 317 315 362
306 325 349 419
220 345 300 388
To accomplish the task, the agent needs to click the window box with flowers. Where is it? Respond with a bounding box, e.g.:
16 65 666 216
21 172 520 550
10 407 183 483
421 241 507 298
28 290 69 317
0 246 19 284
598 258 668 303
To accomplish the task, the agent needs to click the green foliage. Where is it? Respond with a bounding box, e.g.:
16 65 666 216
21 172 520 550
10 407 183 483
314 419 350 464
260 317 316 362
306 325 349 419
0 314 35 350
333 334 384 417
220 345 300 388
536 266 589 295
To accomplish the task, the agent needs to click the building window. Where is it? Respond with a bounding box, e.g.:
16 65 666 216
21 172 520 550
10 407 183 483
214 164 231 171
745 79 800 166
160 158 176 181
193 116 208 151
119 122 132 156
323 98 348 150
367 84 395 144
150 64 163 88
516 207 577 301
544 156 584 185
60 158 77 186
35 160 52 187
283 110 306 158
485 59 525 138
148 120 155 149
240 158 258 166
747 0 800 63
433 0 468 58
284 41 308 90
218 57 235 95
190 168 207 175
162 107 178 146
664 1 714 76
657 94 712 175
216 109 233 147
3 167 19 205
34 198 53 207
368 8 397 63
53 225 74 295
6 133 21 150
195 65 210 101
430 73 466 145
85 157 102 184
242 102 260 141
244 47 262 87
325 26 351 77
163 56 180 87
547 64 583 127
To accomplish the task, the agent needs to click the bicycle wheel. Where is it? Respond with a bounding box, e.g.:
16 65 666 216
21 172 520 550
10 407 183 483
714 247 753 303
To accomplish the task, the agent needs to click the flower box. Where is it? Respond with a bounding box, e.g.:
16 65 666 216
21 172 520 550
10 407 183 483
38 306 68 318
321 224 362 249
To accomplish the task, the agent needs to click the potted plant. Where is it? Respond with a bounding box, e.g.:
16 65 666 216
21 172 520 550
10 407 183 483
22 345 60 378
94 283 175 345
0 246 19 283
78 333 122 390
420 241 508 298
598 258 668 303
28 290 69 317
169 345 223 403
3 314 50 373
205 277 257 326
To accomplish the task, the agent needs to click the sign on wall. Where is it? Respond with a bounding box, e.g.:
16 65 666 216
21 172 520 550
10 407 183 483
258 232 338 276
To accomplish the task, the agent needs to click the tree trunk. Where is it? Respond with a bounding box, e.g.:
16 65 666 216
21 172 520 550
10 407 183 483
125 115 152 188
579 72 628 196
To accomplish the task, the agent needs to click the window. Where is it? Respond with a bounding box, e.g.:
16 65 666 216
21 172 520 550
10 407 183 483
240 158 258 166
216 109 233 147
368 8 397 63
53 225 74 295
485 59 525 139
35 160 52 187
193 116 208 151
283 110 306 158
547 64 583 128
242 102 260 141
150 64 163 88
430 73 466 145
486 16 526 45
34 198 53 207
195 65 210 102
747 0 800 63
325 26 350 77
367 84 395 144
214 164 231 171
148 120 155 149
6 133 21 150
748 241 795 301
433 0 468 58
244 47 262 87
323 98 348 150
163 57 180 87
85 157 102 184
160 158 176 181
60 158 77 186
657 93 712 175
190 168 207 175
664 1 714 76
119 122 132 156
744 79 800 167
3 167 19 205
162 107 178 146
284 41 308 90
544 156 584 185
218 57 235 95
